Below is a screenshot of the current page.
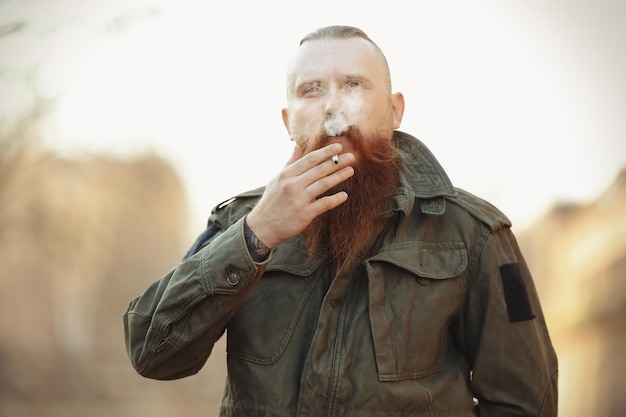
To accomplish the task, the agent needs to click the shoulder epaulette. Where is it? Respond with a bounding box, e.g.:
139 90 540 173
214 186 266 211
209 186 266 228
446 188 512 232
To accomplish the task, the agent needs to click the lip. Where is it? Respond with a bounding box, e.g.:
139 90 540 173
325 135 353 155
326 135 348 144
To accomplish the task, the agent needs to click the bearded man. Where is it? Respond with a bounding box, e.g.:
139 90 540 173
124 26 558 417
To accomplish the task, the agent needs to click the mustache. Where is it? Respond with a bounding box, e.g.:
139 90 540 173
295 123 398 168
300 125 360 155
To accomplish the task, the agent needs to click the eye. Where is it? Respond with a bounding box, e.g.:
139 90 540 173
299 81 323 97
347 81 362 89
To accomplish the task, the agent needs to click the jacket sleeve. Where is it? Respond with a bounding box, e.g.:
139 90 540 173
123 215 268 380
462 226 558 416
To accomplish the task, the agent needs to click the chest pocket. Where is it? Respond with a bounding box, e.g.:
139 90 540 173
227 240 324 364
365 240 468 381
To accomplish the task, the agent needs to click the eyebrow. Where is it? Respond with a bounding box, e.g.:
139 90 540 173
294 80 322 95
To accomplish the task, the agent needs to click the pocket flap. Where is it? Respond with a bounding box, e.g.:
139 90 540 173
367 240 467 279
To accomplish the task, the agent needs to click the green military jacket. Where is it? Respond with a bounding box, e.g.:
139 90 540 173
124 131 558 416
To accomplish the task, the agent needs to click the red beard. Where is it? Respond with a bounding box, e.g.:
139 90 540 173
301 126 400 269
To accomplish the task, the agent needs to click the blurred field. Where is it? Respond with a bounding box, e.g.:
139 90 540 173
0 122 624 416
518 169 626 416
0 122 227 416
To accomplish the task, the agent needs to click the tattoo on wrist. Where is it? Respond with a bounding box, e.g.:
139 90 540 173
244 220 271 262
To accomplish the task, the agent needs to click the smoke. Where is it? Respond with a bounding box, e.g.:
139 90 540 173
324 93 363 136
324 112 349 137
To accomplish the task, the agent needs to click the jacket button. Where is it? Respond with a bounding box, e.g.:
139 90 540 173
226 271 241 286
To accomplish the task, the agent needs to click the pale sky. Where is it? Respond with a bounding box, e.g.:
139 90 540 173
1 0 624 233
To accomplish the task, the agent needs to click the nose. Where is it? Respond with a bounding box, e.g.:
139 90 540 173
324 87 342 116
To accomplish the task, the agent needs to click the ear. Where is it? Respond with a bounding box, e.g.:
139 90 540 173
390 92 405 129
281 108 291 133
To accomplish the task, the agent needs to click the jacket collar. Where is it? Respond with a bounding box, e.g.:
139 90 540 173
389 131 458 216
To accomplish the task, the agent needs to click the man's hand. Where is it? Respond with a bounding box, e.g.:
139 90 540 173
246 143 355 248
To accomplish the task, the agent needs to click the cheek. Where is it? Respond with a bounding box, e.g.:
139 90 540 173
343 94 365 124
290 108 323 137
363 102 395 133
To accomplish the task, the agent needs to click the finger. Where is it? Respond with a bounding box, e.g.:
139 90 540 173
304 164 354 201
287 143 343 176
310 190 349 215
296 149 355 194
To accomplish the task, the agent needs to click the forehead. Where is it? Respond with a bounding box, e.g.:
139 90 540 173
287 37 389 87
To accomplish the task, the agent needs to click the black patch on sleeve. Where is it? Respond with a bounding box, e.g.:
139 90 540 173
499 263 536 322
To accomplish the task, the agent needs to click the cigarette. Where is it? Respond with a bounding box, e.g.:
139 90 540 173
332 154 339 164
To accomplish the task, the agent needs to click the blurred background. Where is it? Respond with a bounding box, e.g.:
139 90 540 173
0 0 624 416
